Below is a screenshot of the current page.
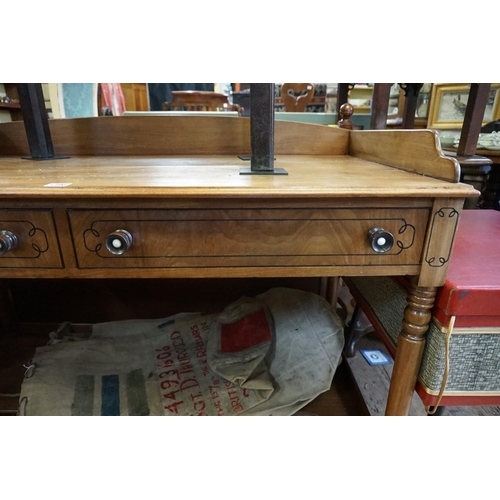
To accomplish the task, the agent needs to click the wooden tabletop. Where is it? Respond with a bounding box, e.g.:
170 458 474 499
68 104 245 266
0 155 478 199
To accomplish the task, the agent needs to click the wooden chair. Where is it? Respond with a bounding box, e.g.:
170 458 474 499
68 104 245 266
163 91 242 114
280 83 315 112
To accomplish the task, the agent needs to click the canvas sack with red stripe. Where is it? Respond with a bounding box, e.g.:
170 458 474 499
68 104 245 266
18 288 343 416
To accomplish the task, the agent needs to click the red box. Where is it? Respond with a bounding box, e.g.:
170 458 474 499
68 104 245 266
434 210 500 328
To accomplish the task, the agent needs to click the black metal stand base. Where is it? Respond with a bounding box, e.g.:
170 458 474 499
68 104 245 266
239 167 288 175
237 155 276 162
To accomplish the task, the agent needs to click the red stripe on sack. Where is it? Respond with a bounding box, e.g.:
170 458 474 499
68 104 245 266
220 309 271 353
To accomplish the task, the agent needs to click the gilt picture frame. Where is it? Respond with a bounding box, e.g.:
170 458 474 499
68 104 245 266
427 83 500 129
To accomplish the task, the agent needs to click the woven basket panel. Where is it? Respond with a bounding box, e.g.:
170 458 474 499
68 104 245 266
349 276 500 393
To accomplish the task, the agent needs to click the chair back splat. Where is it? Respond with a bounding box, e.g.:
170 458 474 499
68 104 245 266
163 91 242 114
281 83 315 112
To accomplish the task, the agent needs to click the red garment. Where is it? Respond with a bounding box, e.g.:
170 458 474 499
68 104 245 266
100 83 126 116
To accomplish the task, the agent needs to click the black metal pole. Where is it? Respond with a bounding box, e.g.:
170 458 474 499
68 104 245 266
251 83 274 171
17 83 67 160
240 83 287 175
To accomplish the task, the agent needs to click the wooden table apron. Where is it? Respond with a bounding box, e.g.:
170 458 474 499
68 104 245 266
0 117 479 416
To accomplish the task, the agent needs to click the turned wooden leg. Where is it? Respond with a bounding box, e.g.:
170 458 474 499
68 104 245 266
385 282 437 416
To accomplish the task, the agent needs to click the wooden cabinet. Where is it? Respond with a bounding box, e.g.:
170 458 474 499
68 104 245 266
347 84 374 113
0 84 22 122
120 83 149 111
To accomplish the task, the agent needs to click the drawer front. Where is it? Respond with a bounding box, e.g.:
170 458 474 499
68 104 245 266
0 210 63 268
69 208 429 269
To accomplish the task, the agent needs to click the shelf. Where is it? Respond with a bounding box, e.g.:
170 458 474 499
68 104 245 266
0 102 21 110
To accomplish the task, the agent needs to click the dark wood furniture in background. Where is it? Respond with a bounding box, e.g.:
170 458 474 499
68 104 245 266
231 84 325 117
275 84 326 113
163 91 242 114
230 91 251 117
437 84 494 209
280 83 315 112
369 84 392 130
0 84 22 122
473 150 500 210
366 83 495 209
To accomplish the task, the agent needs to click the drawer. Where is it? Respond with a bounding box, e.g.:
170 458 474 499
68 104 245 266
0 210 63 269
68 208 430 269
69 208 430 270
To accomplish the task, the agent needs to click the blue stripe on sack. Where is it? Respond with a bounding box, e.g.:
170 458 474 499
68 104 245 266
101 375 120 416
157 318 176 329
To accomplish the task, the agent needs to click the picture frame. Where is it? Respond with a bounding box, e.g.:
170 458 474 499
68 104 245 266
427 83 500 129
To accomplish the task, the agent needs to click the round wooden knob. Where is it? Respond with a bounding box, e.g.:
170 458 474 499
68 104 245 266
339 102 354 119
368 227 394 253
0 230 18 256
105 229 133 255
